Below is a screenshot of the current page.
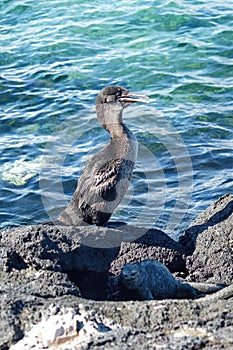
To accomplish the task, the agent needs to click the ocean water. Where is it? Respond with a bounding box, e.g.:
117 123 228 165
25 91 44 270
0 0 232 239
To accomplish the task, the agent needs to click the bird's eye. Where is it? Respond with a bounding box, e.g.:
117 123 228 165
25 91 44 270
115 90 122 101
116 90 122 97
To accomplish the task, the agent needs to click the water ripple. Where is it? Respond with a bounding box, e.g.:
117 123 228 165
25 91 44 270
0 0 232 236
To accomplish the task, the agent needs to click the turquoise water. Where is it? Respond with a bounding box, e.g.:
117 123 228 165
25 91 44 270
0 0 232 238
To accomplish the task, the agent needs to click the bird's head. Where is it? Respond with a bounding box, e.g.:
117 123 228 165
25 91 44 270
96 85 149 127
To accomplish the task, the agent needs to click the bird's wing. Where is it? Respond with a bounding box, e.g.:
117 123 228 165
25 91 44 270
77 157 134 205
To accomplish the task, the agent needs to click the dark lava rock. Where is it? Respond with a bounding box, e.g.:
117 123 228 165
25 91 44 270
0 224 121 272
179 194 233 255
110 227 186 276
0 224 120 300
182 194 233 283
1 269 81 299
0 195 233 349
3 295 233 350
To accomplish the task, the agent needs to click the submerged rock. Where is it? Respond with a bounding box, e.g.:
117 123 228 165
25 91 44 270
0 156 45 186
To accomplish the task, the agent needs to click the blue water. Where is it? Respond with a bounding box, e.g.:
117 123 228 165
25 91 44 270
0 0 232 239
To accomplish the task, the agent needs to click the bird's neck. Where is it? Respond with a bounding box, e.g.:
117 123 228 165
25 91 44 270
105 123 135 140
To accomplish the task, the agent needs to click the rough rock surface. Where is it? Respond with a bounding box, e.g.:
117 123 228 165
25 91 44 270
110 227 186 275
0 225 120 300
7 296 233 350
179 194 233 255
0 194 232 349
181 194 233 283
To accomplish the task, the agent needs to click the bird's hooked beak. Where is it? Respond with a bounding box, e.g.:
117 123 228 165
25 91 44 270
118 91 149 104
